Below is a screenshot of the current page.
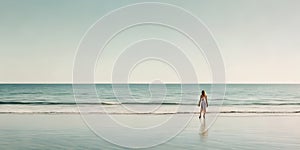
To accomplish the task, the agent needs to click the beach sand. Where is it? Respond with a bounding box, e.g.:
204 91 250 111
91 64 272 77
0 114 299 149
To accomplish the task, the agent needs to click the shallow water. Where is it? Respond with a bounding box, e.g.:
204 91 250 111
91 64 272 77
0 84 299 149
0 114 299 149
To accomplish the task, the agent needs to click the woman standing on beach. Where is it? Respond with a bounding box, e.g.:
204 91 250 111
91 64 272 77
198 90 208 119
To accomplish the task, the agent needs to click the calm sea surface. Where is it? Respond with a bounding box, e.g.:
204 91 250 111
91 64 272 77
0 84 300 149
0 84 299 114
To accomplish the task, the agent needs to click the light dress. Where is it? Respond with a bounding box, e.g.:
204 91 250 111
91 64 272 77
200 97 207 110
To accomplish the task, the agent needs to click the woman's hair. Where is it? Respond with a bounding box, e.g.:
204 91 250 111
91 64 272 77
201 90 206 96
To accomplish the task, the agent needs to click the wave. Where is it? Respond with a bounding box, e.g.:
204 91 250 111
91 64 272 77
100 102 121 105
120 102 182 105
0 101 91 105
0 101 184 105
227 103 300 106
8 92 46 95
1 101 300 106
0 111 299 115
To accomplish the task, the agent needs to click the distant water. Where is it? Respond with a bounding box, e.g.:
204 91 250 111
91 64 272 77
0 84 300 114
1 84 300 149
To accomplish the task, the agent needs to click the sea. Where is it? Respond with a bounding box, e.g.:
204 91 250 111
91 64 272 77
0 84 299 114
1 84 300 149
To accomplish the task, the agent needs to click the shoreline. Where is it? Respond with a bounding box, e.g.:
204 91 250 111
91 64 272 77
0 112 300 116
0 113 299 149
1 104 299 115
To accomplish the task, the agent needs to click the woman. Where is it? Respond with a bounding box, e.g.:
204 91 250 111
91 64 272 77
198 90 208 119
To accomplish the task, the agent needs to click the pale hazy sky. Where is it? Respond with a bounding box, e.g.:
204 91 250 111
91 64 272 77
1 0 300 83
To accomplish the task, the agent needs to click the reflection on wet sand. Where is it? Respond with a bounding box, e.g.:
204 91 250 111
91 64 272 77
199 119 208 137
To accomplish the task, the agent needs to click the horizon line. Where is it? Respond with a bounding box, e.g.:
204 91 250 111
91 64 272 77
0 82 300 84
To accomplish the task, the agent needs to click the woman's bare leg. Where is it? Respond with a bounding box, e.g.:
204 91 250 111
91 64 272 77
199 108 203 118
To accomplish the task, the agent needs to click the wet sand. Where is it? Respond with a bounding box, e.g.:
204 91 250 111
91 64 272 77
0 114 299 149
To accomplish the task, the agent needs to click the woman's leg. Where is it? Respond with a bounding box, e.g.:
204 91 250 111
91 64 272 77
199 108 202 118
203 109 206 118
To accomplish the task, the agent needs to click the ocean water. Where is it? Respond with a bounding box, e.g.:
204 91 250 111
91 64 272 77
1 84 300 149
0 84 300 114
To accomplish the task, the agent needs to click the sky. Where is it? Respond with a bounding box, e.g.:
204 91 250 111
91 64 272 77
1 0 300 83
